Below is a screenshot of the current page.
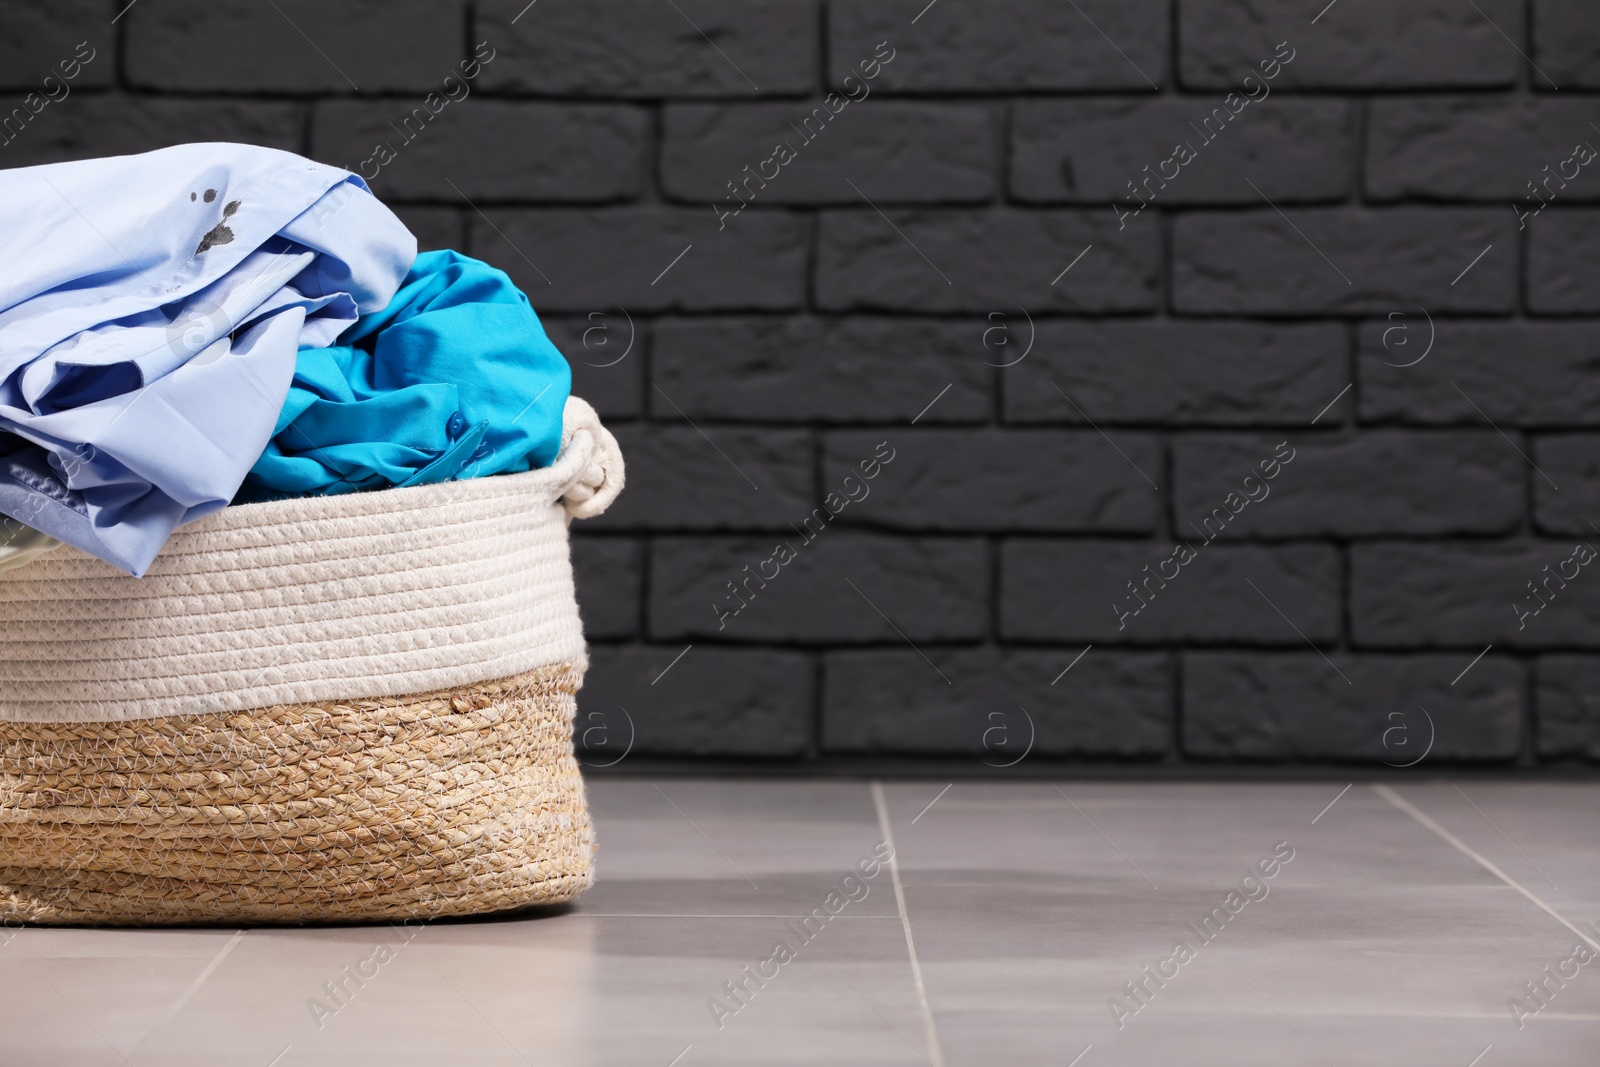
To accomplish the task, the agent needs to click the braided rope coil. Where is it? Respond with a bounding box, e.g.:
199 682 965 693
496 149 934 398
0 396 622 724
0 665 594 924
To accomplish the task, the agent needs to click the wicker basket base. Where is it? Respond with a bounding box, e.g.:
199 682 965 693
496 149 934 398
0 664 594 925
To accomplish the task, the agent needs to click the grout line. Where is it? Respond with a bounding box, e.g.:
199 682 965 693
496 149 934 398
1244 577 1351 685
844 177 952 284
1051 382 1160 490
845 578 952 685
848 979 938 1066
1451 782 1558 890
1465 0 1559 90
1451 382 1559 491
1374 785 1599 953
871 781 947 1067
652 384 760 490
1244 177 1351 284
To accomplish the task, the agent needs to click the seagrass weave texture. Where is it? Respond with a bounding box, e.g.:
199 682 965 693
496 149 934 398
0 664 593 925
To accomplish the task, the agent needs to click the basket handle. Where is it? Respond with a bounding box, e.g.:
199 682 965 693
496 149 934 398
553 395 624 520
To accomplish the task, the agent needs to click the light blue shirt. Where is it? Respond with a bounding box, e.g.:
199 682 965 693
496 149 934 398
0 142 416 576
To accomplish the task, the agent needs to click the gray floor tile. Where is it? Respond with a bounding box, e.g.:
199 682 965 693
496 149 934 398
2 779 1597 1065
582 779 900 917
880 780 1600 1065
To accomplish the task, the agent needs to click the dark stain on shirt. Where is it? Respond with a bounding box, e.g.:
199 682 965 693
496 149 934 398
204 189 217 203
194 199 242 255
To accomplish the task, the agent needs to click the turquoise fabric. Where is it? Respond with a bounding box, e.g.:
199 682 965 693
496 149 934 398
241 250 571 501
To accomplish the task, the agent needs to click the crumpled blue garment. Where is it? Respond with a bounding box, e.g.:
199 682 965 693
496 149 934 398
0 142 416 576
239 250 571 501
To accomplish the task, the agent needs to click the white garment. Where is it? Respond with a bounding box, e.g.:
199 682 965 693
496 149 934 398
0 522 60 574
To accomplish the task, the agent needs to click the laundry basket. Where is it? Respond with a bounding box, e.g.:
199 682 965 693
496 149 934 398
0 396 623 925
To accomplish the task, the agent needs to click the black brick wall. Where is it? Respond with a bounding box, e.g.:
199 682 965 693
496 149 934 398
6 0 1600 773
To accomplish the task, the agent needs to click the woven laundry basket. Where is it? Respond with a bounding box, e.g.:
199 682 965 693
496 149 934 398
0 396 623 925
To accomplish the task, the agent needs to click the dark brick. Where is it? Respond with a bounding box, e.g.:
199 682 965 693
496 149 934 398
0 96 302 168
1359 322 1600 426
0 2 110 91
477 0 817 97
816 210 1160 313
822 649 1170 757
1183 652 1523 761
1179 0 1522 89
312 100 646 201
1004 321 1345 425
650 533 987 643
650 317 990 424
587 426 813 531
1351 542 1600 648
662 102 995 206
1173 209 1515 314
579 646 812 758
571 536 641 639
1533 434 1600 536
35 0 1594 777
468 208 807 313
1011 98 1353 205
126 0 465 93
1527 210 1600 313
999 540 1340 645
390 206 461 251
829 0 1168 92
820 430 1161 533
1535 656 1600 759
541 315 645 420
1533 0 1600 89
1173 433 1523 539
1367 98 1600 202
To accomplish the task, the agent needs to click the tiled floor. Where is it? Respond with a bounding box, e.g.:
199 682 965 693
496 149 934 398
4 779 1598 1065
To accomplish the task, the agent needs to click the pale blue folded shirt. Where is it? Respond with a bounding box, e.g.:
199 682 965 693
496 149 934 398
0 143 570 576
